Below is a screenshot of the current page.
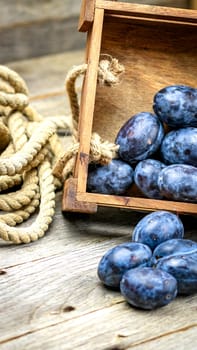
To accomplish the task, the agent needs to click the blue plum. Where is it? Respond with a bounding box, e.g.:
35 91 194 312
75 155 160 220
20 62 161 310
160 127 197 167
156 252 197 295
158 164 197 202
120 267 177 309
87 159 133 195
132 211 184 250
134 159 165 199
97 242 152 288
152 238 197 265
153 85 197 127
115 112 164 165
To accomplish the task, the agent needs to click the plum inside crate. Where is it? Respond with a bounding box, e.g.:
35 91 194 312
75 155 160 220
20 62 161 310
63 0 197 215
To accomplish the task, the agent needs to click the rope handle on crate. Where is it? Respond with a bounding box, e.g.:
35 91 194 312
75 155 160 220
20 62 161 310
53 54 124 181
0 55 124 244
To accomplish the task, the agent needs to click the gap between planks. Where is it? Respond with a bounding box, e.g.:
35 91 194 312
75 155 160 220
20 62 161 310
0 300 124 346
0 301 196 348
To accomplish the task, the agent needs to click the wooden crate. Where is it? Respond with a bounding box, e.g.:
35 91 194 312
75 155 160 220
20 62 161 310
62 0 197 215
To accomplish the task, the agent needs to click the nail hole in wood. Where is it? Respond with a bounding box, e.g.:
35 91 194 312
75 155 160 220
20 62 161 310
62 306 76 312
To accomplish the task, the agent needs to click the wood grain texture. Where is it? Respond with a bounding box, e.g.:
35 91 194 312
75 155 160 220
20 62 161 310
96 0 197 23
7 50 85 97
78 0 95 32
78 192 197 215
190 0 197 9
93 15 197 142
0 49 196 350
0 19 85 63
0 0 81 27
63 178 98 212
0 0 85 63
75 8 104 192
121 0 190 7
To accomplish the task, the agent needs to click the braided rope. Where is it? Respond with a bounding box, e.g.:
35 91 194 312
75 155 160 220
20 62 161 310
0 65 70 243
0 121 10 152
0 118 70 176
66 63 87 125
0 174 22 192
0 65 29 94
0 91 28 110
0 192 40 226
0 169 39 211
8 112 28 151
0 160 54 243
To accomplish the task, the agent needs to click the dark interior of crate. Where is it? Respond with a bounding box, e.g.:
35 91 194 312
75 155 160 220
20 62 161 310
92 15 197 143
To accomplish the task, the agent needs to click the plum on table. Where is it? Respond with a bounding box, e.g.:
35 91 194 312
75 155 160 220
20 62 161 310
132 211 184 250
120 266 177 309
97 242 152 288
156 252 197 295
152 238 197 265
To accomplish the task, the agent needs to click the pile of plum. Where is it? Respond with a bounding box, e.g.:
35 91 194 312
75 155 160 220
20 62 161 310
97 210 197 310
87 85 197 203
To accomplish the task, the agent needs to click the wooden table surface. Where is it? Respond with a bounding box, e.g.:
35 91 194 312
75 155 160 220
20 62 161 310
0 50 197 350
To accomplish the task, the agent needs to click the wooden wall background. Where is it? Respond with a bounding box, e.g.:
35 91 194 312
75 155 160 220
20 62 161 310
0 0 85 63
0 0 194 63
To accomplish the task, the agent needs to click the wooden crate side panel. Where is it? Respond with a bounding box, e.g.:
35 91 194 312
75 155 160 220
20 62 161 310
93 18 197 141
77 192 197 215
78 0 96 31
96 0 197 23
62 178 97 213
74 8 105 193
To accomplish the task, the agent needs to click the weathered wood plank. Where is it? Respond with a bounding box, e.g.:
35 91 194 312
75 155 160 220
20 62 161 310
7 50 85 97
0 193 143 265
0 19 86 63
190 0 197 9
30 94 71 118
0 0 81 27
127 326 197 350
0 294 196 349
78 0 95 32
123 0 189 7
0 0 85 62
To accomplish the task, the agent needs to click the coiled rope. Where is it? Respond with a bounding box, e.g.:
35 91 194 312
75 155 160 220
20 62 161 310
0 65 72 243
0 55 124 244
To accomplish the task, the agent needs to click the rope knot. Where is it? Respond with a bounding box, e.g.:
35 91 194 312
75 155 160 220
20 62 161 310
98 55 125 86
90 132 119 165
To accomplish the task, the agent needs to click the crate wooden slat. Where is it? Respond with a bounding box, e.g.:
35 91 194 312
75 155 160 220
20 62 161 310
63 0 197 214
97 0 197 23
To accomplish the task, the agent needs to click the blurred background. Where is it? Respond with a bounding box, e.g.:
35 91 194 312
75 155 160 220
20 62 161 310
0 0 196 63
